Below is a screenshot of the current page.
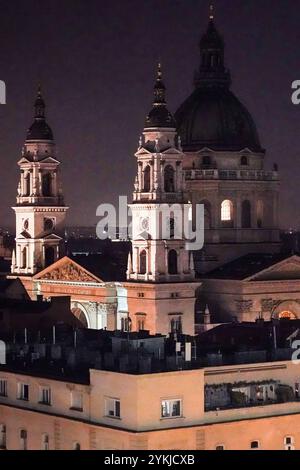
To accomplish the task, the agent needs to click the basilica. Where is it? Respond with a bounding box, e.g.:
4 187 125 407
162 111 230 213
7 12 300 333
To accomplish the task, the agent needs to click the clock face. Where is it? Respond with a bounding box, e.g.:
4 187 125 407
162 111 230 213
140 217 149 232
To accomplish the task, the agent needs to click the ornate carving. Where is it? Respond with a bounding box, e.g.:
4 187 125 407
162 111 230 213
235 300 253 313
42 262 97 283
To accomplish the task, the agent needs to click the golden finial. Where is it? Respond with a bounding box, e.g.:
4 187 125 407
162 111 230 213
209 4 214 20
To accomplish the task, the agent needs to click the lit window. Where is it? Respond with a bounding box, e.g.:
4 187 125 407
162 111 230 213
39 387 51 405
18 383 29 401
284 436 295 450
105 398 121 419
0 379 7 397
250 441 260 449
70 391 83 412
161 399 182 419
221 200 233 222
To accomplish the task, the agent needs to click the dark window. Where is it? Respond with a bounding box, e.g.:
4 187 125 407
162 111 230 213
168 250 178 275
24 174 30 196
164 165 175 193
203 156 211 166
139 250 147 275
45 246 55 267
42 173 52 197
241 156 248 166
251 441 259 449
143 166 151 192
241 200 251 228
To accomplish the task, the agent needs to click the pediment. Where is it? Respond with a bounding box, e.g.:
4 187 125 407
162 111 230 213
33 256 103 283
246 256 300 282
43 233 62 240
38 156 60 164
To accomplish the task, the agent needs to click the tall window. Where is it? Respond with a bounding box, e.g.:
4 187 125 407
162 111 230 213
143 165 151 192
241 156 248 166
170 317 182 334
284 436 295 450
121 317 131 333
24 173 30 196
203 155 211 167
39 387 51 405
168 250 178 275
73 442 81 451
137 318 145 331
18 383 29 401
241 200 251 228
42 434 49 450
164 165 175 193
42 173 52 197
45 246 55 267
21 247 27 269
0 379 7 397
70 391 83 412
105 398 121 418
161 399 182 419
0 425 6 450
257 200 264 228
201 200 212 229
139 250 147 275
20 429 27 450
221 200 233 226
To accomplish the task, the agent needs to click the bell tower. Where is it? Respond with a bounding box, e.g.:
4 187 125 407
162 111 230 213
11 87 68 276
128 64 195 283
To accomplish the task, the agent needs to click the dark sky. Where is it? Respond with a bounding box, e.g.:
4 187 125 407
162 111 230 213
0 0 299 230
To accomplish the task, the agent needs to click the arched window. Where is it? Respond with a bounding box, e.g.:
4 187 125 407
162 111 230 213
170 317 182 334
20 429 27 450
73 442 81 451
139 250 147 275
137 317 145 331
241 156 248 166
24 173 30 196
169 216 175 239
168 250 178 275
45 246 55 267
257 200 264 228
164 165 175 193
42 173 52 197
242 200 251 228
143 165 151 192
221 200 233 226
21 247 27 269
71 307 89 328
42 434 49 451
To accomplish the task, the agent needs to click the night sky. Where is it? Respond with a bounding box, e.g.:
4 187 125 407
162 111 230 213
0 0 299 230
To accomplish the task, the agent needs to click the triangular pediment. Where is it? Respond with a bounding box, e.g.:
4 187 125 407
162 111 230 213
246 256 300 281
38 156 60 164
33 256 104 283
43 233 62 240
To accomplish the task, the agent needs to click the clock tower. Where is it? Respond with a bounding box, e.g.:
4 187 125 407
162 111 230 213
120 66 200 337
128 64 195 283
11 87 68 276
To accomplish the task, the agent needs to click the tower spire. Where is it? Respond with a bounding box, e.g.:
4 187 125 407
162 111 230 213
145 62 175 129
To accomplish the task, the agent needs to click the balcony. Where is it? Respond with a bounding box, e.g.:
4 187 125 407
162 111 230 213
205 381 296 412
185 169 278 182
